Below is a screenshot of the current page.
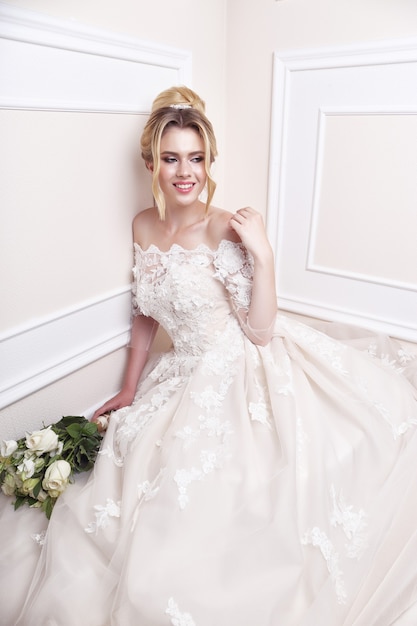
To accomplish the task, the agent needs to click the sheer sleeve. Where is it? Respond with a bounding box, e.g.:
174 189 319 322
130 258 159 352
213 241 277 345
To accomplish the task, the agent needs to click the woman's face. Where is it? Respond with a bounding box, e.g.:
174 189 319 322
157 125 207 210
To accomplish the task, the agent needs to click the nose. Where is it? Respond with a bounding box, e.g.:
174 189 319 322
177 159 190 177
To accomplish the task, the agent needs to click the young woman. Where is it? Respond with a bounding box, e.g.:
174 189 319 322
92 87 278 423
2 86 417 625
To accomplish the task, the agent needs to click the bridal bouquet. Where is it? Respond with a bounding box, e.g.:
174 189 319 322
0 416 103 519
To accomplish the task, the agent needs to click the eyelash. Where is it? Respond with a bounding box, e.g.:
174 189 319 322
162 156 204 164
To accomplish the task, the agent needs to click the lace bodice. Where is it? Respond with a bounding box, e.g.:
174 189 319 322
132 240 254 356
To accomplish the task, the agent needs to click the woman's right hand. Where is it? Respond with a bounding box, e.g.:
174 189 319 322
91 389 136 429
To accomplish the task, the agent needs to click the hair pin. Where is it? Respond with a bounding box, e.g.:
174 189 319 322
169 103 192 109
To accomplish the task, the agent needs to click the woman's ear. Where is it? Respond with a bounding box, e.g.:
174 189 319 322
146 162 154 172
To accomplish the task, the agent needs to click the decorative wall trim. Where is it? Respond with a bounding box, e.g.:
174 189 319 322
267 39 417 342
306 106 417 293
278 295 416 341
0 3 192 407
0 2 192 113
0 290 131 409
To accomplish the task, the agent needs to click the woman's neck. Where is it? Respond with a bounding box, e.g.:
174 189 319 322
162 201 208 236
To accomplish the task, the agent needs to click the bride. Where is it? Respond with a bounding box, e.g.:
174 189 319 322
1 85 417 626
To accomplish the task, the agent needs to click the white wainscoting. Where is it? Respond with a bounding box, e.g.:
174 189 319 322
0 3 191 408
0 290 131 409
0 2 192 113
267 39 417 342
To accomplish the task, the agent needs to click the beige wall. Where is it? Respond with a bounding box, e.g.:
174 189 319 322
224 0 417 213
2 0 417 439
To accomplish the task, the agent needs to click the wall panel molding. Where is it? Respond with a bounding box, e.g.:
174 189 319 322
0 290 131 409
267 38 417 342
0 2 192 113
306 107 417 293
0 3 192 407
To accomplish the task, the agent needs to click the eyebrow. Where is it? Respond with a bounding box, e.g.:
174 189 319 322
160 150 205 157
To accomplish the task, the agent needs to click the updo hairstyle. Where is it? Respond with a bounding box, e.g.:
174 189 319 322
141 86 218 220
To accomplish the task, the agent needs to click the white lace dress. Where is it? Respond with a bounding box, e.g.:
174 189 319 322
2 240 417 626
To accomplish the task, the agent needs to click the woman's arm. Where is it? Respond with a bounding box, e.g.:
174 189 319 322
91 314 159 424
229 207 278 345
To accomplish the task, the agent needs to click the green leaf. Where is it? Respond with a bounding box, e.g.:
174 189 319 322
79 438 96 451
14 497 26 511
44 496 55 520
32 480 42 498
81 422 98 437
52 416 88 438
66 424 82 439
55 415 86 428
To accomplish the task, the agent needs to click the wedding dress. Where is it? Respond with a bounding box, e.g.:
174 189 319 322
1 240 417 626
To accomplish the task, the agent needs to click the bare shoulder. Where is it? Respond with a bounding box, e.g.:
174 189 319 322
132 207 159 247
207 207 241 247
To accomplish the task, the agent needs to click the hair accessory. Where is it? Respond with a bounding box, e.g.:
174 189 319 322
169 103 192 109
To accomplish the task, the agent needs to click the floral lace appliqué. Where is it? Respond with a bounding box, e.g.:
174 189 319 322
198 414 234 438
355 376 417 440
391 417 417 439
31 530 47 546
98 444 124 467
130 469 167 531
174 467 204 510
170 318 241 509
115 376 185 459
166 597 196 626
330 485 368 559
175 425 200 449
249 401 272 428
367 343 416 373
84 498 121 535
173 366 237 509
281 317 349 376
212 241 253 311
302 527 347 604
137 479 161 503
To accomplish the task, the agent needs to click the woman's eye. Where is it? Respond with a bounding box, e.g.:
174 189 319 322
162 156 203 164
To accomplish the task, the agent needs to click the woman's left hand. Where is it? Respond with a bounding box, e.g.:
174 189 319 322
229 207 272 261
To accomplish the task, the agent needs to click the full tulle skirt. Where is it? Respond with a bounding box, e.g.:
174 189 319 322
1 316 417 626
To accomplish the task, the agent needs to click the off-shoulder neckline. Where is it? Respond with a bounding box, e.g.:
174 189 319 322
134 239 244 255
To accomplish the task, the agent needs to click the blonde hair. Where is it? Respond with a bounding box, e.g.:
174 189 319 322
141 86 218 220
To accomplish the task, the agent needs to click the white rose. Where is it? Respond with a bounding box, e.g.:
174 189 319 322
49 441 63 457
0 439 18 458
17 455 36 479
6 466 23 489
26 426 59 455
42 460 71 497
21 477 40 496
34 456 45 472
1 473 17 496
